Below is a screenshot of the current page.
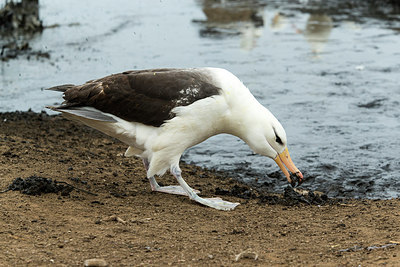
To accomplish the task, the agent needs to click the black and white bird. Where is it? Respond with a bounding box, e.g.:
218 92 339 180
47 68 303 210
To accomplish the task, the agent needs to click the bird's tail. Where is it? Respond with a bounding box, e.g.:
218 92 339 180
46 84 75 92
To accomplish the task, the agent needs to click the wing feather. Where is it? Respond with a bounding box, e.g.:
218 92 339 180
47 106 117 122
48 68 221 127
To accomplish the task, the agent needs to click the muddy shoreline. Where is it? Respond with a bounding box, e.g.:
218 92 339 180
0 111 399 266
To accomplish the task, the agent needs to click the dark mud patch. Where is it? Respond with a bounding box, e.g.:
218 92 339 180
215 183 340 206
3 175 73 196
215 184 256 199
282 186 329 205
258 186 341 206
1 175 96 196
1 109 50 122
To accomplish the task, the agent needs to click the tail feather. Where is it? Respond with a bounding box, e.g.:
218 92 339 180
46 84 75 92
46 105 60 111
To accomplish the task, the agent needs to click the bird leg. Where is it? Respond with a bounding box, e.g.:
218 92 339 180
142 159 200 196
170 165 240 211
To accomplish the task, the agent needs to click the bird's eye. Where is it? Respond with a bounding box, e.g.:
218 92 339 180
276 135 283 145
273 127 284 145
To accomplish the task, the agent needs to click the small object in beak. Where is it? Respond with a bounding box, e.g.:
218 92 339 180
289 173 298 187
289 172 304 187
274 147 303 187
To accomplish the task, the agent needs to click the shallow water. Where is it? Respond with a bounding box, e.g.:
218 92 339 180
1 0 399 198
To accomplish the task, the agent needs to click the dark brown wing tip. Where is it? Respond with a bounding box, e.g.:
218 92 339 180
46 84 75 92
46 105 59 111
46 105 69 111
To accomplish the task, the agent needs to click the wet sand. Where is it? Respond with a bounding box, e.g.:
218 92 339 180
0 111 399 266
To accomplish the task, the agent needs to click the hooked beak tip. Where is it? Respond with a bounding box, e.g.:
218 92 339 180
274 148 304 187
290 171 304 187
296 171 304 179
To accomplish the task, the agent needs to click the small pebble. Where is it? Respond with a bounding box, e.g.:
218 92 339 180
102 215 127 224
235 250 258 261
83 258 108 267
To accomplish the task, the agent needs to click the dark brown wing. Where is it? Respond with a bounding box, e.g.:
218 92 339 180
49 68 221 127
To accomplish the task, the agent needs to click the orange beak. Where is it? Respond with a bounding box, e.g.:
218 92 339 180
274 147 303 187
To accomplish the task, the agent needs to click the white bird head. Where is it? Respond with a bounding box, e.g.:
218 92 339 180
238 105 304 187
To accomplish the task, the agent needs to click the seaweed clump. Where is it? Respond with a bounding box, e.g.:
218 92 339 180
5 175 73 196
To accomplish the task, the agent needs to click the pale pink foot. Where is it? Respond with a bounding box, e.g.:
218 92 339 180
149 177 200 196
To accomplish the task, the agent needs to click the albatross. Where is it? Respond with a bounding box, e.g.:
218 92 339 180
47 67 303 210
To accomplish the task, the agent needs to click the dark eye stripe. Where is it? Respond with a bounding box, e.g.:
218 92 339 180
273 127 283 145
276 135 283 145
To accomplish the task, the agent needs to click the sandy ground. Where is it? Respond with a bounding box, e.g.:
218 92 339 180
0 111 399 266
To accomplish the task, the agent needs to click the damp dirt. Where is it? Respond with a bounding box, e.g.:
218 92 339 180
215 184 338 206
1 111 399 266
